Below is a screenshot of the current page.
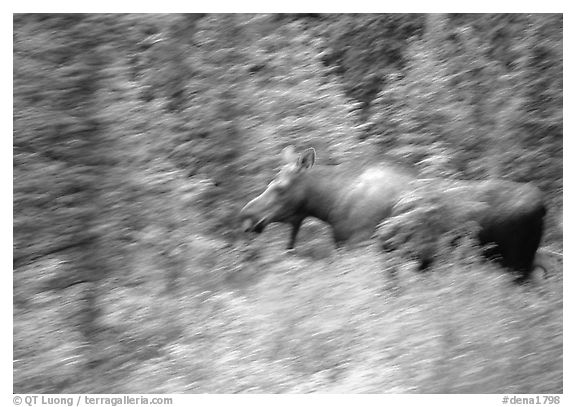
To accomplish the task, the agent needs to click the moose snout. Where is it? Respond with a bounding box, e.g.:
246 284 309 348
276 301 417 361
242 218 253 232
240 195 270 234
239 205 267 234
239 204 254 232
240 216 266 234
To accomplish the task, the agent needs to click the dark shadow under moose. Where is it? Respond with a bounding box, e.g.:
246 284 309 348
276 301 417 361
239 146 547 282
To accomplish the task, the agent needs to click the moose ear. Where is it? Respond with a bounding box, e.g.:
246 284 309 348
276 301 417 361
298 148 316 170
281 145 298 164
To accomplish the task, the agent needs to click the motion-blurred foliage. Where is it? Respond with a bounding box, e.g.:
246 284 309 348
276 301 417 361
13 14 562 393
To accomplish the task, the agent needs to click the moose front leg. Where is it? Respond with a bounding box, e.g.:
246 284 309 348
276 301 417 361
287 219 304 250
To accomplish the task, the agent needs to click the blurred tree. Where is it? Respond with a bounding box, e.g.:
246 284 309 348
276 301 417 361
316 13 425 117
366 13 562 199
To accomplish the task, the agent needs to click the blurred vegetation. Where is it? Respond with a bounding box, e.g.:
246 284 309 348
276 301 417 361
13 14 562 393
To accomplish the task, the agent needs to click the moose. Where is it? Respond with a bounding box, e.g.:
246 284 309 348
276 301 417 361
240 146 547 281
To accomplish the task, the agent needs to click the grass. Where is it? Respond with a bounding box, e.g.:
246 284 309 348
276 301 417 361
13 219 562 393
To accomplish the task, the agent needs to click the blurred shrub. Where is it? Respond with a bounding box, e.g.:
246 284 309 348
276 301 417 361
378 179 485 270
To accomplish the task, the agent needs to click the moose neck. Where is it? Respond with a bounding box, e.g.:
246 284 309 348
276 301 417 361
300 167 346 225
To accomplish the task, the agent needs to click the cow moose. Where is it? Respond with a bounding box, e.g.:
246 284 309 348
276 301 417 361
239 146 547 281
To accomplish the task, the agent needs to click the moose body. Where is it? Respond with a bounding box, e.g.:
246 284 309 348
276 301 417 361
240 147 416 249
240 147 546 280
